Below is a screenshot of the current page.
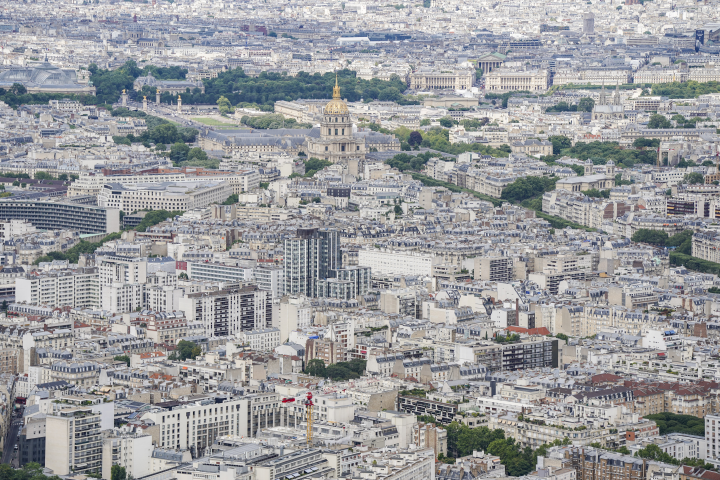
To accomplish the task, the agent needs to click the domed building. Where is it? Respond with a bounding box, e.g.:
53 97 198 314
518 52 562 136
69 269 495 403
199 76 400 162
305 77 365 164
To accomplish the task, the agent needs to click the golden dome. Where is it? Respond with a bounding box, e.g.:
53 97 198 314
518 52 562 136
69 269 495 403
324 74 349 115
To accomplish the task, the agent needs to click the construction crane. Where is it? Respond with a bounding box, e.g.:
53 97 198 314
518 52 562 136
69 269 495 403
304 391 314 447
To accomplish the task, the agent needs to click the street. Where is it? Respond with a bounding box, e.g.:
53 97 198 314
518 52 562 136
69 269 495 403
2 412 22 468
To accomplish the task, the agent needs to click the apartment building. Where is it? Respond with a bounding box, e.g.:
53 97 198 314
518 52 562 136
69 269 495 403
49 361 101 387
475 256 514 282
99 256 148 314
692 231 720 263
179 285 273 337
101 430 153 480
15 268 99 308
237 328 281 351
555 446 675 480
316 266 372 300
358 248 435 277
144 285 184 313
284 227 341 297
413 422 448 456
144 313 188 345
46 408 103 475
706 414 720 466
139 394 282 454
254 266 285 298
396 396 458 425
456 338 560 372
305 337 345 365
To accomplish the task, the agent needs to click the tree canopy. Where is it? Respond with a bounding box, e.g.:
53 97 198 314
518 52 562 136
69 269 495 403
501 176 559 203
644 413 704 436
241 114 312 129
304 358 366 381
171 340 202 361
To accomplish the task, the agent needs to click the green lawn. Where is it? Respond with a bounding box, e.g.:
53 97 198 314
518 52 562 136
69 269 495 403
193 117 238 127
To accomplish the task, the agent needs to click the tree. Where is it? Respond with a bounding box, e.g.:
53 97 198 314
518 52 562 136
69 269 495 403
305 358 327 377
439 117 454 128
114 355 130 366
549 135 572 155
408 130 423 146
577 97 595 112
0 300 7 311
10 83 27 95
683 172 704 185
394 204 403 215
584 188 610 199
169 142 191 163
631 229 669 245
555 333 569 343
501 176 558 203
635 444 677 465
648 114 672 129
644 413 705 436
111 465 127 480
175 340 202 361
34 171 56 180
420 119 431 126
633 137 660 149
217 95 233 115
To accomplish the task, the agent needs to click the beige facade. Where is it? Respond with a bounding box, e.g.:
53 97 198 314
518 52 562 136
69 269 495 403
410 70 474 90
556 174 615 192
485 69 550 92
413 422 448 456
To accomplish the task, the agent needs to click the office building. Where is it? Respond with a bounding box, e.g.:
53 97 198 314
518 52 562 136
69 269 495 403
0 200 119 234
98 180 233 212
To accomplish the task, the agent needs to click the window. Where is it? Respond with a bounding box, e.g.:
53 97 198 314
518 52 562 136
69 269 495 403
335 129 338 135
341 146 345 152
